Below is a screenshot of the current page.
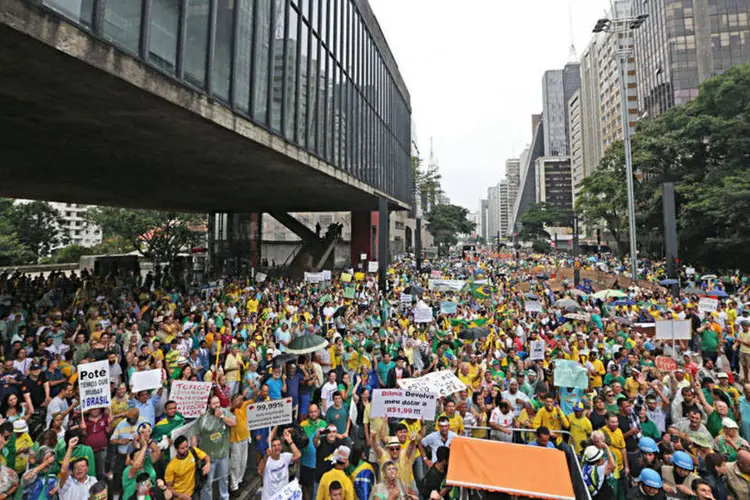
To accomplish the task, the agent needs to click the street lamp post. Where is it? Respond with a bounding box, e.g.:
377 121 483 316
593 13 648 285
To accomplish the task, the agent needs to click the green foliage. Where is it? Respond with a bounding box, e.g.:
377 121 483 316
531 239 552 253
577 63 750 269
519 202 565 241
0 199 67 262
425 204 476 256
87 208 205 263
41 236 133 265
575 143 630 253
412 155 442 212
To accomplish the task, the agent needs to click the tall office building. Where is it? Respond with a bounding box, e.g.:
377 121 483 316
479 199 489 241
568 90 584 204
535 156 573 215
509 118 545 236
505 158 521 214
542 60 582 156
598 0 638 150
633 0 750 119
579 40 604 179
498 180 510 237
487 185 500 241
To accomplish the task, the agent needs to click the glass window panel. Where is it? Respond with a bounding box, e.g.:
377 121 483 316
233 0 253 113
310 0 319 34
184 0 210 88
213 0 235 101
270 0 286 132
44 0 94 28
317 51 327 156
298 21 310 146
103 0 143 53
149 0 180 73
285 6 299 140
327 56 336 163
253 0 272 123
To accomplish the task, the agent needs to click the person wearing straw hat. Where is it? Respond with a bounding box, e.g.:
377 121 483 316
582 444 615 500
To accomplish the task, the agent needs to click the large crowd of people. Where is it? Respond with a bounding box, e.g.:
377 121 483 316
0 251 748 500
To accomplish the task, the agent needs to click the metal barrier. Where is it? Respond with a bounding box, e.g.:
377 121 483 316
460 426 592 500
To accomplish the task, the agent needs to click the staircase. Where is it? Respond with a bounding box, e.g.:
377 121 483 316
268 212 338 279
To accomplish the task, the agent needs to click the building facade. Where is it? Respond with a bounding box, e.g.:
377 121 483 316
579 40 604 181
535 156 573 214
479 199 489 241
49 202 103 249
568 90 584 204
498 179 510 237
487 185 500 241
505 158 521 215
542 61 582 156
633 0 750 119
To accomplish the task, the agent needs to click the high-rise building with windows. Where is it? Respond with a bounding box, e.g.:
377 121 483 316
542 60 582 156
498 179 510 237
505 158 521 215
479 199 489 241
487 185 500 240
632 0 750 119
568 90 584 204
50 202 102 249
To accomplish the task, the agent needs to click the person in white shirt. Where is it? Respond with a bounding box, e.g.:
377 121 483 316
320 370 339 416
259 429 301 500
489 400 516 442
501 380 530 418
57 437 98 500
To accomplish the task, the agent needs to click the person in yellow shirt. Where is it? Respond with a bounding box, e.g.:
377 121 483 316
224 344 242 396
532 394 570 446
165 435 211 499
601 414 628 479
588 351 606 389
317 446 355 500
438 400 464 435
229 394 252 493
567 403 592 453
246 296 259 314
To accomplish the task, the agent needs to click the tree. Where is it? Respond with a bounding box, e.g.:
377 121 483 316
412 155 442 212
0 199 67 260
575 143 630 254
87 208 205 264
518 202 564 242
424 204 476 256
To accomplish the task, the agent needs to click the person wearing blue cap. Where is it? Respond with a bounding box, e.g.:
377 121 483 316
627 468 663 499
629 437 663 486
661 450 699 498
568 403 592 454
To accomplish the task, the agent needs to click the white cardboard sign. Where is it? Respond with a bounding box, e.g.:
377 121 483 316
268 479 302 500
397 370 467 398
655 320 692 341
525 301 543 313
79 360 111 411
247 397 294 431
368 261 379 273
698 297 718 313
304 272 325 283
371 389 437 420
131 369 162 392
414 306 434 323
170 381 212 418
169 420 199 458
529 340 546 361
400 293 413 304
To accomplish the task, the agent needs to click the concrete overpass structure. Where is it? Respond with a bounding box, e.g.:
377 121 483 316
0 0 413 279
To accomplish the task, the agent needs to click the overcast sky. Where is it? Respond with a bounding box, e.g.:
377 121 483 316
368 0 611 212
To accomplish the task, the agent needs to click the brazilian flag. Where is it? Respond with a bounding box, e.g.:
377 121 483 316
450 317 488 328
470 283 494 299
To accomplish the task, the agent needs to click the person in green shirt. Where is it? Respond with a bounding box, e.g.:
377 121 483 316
122 440 156 500
637 406 661 440
603 365 626 388
54 430 96 478
152 401 185 462
699 323 720 360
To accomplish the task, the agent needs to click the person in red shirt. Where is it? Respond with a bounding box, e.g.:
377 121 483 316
83 407 111 479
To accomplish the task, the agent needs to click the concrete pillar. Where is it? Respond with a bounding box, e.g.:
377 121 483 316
350 211 371 269
378 198 389 292
415 218 422 272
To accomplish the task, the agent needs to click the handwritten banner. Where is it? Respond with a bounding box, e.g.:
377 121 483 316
529 340 545 361
698 297 718 313
304 272 325 283
79 360 111 411
371 389 437 420
341 273 352 282
655 356 678 372
398 370 467 398
428 279 466 292
414 306 434 323
171 381 212 418
268 479 302 500
247 397 294 431
368 261 379 273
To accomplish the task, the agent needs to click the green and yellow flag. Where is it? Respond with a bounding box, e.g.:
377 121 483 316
470 283 494 299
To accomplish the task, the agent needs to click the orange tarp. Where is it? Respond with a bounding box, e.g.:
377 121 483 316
445 437 575 500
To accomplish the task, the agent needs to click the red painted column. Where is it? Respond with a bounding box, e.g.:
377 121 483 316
350 211 371 266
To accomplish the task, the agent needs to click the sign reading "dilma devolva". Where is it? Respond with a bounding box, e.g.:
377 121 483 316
78 360 111 411
371 389 437 420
